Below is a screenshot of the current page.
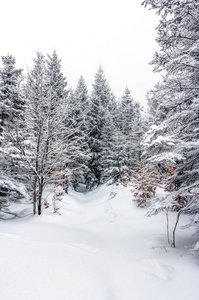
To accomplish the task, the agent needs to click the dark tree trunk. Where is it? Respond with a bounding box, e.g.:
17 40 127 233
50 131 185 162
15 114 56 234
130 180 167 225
63 179 69 194
33 177 37 215
0 118 4 147
38 179 44 215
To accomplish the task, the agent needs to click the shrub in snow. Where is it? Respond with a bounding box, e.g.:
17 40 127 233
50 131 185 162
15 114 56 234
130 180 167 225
52 185 64 214
131 162 160 207
43 199 50 209
116 171 130 188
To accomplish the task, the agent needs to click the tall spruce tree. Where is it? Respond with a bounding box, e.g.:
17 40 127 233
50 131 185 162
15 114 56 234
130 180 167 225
66 76 90 190
0 55 26 183
98 108 125 183
46 50 68 106
118 88 143 175
73 75 89 133
142 0 199 245
0 55 28 217
87 66 116 188
0 55 23 146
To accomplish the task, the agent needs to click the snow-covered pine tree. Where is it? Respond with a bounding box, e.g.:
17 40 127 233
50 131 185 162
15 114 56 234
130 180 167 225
62 97 89 192
98 109 119 183
0 55 23 145
46 50 68 105
45 50 69 187
65 76 90 190
142 0 199 245
118 87 143 176
86 66 116 188
119 87 135 134
73 75 90 134
0 55 24 167
0 55 29 217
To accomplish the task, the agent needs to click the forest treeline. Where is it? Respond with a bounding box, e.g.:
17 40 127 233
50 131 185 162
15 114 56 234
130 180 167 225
0 0 198 249
0 51 144 215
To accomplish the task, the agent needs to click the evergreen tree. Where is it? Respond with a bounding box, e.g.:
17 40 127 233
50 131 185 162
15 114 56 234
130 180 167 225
73 75 89 133
86 66 116 188
46 50 68 107
63 90 89 191
65 76 90 190
0 55 27 214
0 54 23 144
143 0 199 245
98 109 119 183
118 88 143 175
119 87 135 134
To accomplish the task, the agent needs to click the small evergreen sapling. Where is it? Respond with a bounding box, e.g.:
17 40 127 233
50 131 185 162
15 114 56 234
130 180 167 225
116 171 130 187
131 162 160 207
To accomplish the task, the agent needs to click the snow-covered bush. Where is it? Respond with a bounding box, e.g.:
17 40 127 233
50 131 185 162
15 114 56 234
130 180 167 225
131 162 160 207
52 185 64 214
116 171 130 188
0 178 30 219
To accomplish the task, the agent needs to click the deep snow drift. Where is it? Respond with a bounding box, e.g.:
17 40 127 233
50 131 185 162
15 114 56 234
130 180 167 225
0 184 199 300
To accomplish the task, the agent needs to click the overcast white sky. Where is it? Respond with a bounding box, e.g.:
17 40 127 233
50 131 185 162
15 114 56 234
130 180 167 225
0 0 161 106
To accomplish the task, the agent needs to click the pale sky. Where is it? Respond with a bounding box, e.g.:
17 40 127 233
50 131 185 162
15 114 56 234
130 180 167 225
0 0 161 106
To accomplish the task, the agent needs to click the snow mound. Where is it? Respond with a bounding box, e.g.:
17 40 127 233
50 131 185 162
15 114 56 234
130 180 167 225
140 258 174 280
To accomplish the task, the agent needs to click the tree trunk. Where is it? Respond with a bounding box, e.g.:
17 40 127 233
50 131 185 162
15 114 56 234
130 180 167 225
166 210 170 244
38 180 43 215
172 210 182 248
63 178 69 194
33 177 37 215
0 118 4 147
33 190 37 215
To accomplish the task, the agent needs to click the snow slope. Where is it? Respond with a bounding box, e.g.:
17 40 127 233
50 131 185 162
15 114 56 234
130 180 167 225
0 184 198 300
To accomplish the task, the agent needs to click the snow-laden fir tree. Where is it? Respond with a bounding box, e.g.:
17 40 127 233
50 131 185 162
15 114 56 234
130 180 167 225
0 55 29 217
117 87 143 176
0 55 24 145
119 87 135 134
65 76 90 190
98 108 121 183
73 75 90 134
86 66 116 188
62 92 89 192
0 54 24 174
142 0 199 245
46 50 68 106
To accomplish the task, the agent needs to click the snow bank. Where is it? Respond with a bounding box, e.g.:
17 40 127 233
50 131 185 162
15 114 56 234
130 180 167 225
0 184 198 300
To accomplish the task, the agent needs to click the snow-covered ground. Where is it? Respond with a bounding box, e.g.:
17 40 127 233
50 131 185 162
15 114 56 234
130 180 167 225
0 184 199 300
